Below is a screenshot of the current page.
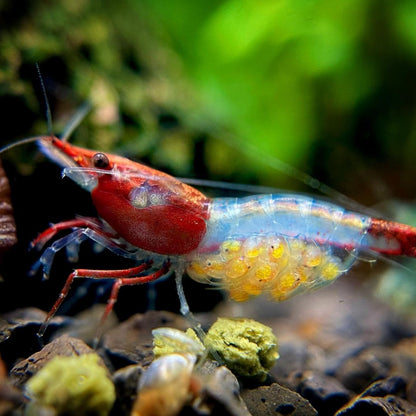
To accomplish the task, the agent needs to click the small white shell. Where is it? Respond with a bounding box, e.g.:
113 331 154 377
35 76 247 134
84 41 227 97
139 353 196 389
152 327 205 357
132 353 197 416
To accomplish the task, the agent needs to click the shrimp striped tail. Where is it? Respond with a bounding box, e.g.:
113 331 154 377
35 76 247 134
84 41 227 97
367 218 416 258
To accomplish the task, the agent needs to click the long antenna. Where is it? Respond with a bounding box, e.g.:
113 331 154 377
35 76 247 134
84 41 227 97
34 64 91 141
35 63 53 136
60 101 92 141
0 136 45 155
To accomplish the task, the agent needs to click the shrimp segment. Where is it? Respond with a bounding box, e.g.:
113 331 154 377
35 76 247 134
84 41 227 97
187 194 416 302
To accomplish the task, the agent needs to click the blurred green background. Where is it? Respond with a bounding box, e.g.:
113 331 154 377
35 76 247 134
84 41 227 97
1 0 416 204
1 0 416 316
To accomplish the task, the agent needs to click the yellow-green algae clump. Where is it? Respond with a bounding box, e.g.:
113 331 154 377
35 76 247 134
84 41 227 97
151 318 279 382
26 353 115 416
204 317 279 381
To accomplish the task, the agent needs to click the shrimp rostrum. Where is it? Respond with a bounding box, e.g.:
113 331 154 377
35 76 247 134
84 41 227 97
14 134 416 338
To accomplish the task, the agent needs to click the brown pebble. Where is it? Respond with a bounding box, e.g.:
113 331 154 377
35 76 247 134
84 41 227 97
197 366 251 416
361 376 407 399
111 364 144 415
10 334 101 385
271 341 325 381
241 383 317 416
336 395 416 415
335 346 416 393
0 307 64 341
289 371 352 416
102 310 189 369
52 303 118 345
407 377 416 404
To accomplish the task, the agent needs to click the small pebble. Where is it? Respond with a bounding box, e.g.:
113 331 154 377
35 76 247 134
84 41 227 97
102 311 189 369
335 346 416 393
336 395 416 416
10 334 99 386
271 341 325 381
111 364 144 415
361 375 407 399
241 383 317 416
0 307 71 365
289 371 352 416
198 366 252 416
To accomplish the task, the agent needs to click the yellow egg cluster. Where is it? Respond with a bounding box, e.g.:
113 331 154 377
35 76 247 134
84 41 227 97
187 235 346 302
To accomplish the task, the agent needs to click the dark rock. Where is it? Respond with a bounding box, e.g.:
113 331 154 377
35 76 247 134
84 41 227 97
324 340 369 377
361 376 407 399
335 346 416 393
52 304 119 346
0 353 25 414
259 279 416 350
195 366 251 416
111 364 144 416
0 308 44 352
0 307 71 338
102 310 189 370
271 341 325 381
407 377 416 404
10 334 99 385
0 307 71 369
336 375 416 415
336 395 416 415
289 371 352 416
241 383 317 416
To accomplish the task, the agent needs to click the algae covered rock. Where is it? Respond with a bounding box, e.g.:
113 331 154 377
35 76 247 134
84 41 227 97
25 353 115 416
204 317 279 381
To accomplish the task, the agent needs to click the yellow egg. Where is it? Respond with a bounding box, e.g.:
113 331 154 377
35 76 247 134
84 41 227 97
254 264 275 282
225 258 249 279
221 240 242 257
321 261 341 280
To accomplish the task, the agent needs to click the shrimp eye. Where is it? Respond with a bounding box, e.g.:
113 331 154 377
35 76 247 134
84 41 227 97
92 152 110 169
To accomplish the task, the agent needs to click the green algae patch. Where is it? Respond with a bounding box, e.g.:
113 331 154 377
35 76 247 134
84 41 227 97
26 353 115 416
204 317 279 381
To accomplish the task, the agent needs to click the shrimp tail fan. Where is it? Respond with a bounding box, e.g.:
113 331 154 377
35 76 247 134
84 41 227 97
367 218 416 258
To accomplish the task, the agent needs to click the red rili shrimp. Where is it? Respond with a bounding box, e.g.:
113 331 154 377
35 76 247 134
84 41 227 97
4 116 416 341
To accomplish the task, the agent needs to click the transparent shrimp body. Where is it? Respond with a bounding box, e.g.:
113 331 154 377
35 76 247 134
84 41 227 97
187 194 372 302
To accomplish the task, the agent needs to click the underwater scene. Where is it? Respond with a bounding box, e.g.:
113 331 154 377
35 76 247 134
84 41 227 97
1 1 416 415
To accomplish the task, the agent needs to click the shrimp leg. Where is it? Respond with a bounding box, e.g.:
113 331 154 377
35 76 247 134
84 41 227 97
30 217 111 250
38 261 171 342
